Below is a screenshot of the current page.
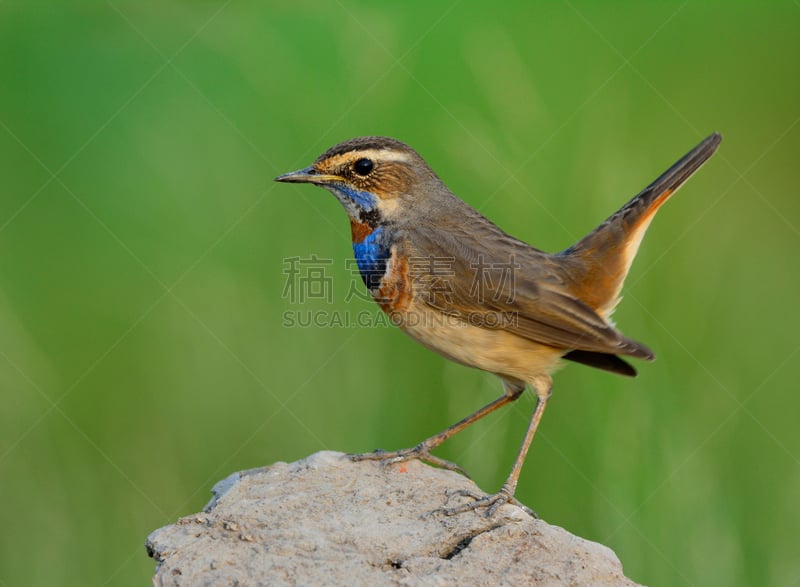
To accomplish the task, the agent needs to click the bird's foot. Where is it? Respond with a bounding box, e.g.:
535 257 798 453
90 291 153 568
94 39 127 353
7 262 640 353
430 486 536 518
349 445 470 478
438 488 511 517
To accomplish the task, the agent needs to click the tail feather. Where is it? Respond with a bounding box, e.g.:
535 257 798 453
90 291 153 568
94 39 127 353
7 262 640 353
563 349 638 377
561 133 722 317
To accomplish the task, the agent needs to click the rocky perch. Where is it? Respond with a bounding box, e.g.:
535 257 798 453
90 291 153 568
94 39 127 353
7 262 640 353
146 451 641 586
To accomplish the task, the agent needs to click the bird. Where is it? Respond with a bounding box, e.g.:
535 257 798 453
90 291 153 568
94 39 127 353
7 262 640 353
275 132 722 516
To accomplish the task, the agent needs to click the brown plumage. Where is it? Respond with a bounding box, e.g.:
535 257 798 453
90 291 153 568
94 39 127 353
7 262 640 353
275 132 722 516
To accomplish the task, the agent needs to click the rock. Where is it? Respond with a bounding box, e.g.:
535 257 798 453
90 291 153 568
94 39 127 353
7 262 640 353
147 451 641 586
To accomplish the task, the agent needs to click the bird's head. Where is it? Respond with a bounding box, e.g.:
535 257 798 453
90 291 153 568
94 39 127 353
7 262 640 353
275 136 441 226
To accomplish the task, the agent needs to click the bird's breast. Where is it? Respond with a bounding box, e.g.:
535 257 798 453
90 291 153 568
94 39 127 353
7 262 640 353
350 221 413 314
375 250 413 314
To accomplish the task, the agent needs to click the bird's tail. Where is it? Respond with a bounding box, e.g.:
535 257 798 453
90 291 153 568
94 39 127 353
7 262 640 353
560 133 722 318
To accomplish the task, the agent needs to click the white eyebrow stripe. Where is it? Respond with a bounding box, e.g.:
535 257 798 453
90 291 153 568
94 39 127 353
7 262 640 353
358 149 412 164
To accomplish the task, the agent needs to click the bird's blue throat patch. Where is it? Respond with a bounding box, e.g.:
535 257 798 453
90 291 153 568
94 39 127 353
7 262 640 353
333 183 379 212
352 226 389 290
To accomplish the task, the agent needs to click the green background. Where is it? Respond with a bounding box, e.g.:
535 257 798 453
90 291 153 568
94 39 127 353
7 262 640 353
2 2 798 585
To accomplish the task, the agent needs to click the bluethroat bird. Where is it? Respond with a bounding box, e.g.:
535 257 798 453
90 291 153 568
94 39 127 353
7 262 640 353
275 133 722 516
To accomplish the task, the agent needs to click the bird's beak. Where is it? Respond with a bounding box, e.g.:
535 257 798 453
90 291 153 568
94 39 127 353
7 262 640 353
274 166 340 185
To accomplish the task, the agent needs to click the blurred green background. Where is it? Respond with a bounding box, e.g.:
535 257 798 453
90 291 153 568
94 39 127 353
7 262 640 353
1 1 798 585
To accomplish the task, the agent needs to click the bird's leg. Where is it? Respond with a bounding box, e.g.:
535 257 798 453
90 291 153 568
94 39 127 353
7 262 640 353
350 380 525 477
440 375 552 517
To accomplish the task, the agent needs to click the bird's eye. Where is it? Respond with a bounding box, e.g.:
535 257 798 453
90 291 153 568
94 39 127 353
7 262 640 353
353 158 374 176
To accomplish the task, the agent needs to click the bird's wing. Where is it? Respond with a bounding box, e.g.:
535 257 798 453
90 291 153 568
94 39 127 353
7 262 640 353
405 218 653 360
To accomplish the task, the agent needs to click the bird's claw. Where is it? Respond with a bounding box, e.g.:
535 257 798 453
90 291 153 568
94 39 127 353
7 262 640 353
348 447 470 478
429 488 514 518
348 448 391 462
